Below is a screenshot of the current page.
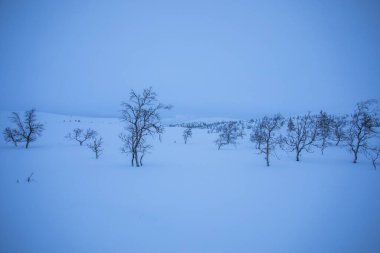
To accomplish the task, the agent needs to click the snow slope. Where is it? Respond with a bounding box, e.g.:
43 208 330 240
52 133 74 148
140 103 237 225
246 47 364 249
0 112 379 253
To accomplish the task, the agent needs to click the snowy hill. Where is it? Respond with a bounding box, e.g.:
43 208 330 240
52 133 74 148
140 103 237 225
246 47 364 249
0 112 379 253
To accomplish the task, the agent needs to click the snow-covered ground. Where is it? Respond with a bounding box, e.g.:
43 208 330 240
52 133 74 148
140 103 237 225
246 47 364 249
0 112 379 253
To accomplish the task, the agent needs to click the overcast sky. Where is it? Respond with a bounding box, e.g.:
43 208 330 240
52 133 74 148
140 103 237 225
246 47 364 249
0 0 379 119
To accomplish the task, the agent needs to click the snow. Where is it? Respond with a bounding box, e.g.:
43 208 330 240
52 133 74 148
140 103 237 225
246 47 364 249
0 111 380 253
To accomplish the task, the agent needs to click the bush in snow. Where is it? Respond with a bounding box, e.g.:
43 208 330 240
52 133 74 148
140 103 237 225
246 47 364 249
66 128 97 146
183 127 192 144
346 99 379 163
87 137 103 159
250 114 284 166
281 113 318 161
119 87 171 167
3 109 44 149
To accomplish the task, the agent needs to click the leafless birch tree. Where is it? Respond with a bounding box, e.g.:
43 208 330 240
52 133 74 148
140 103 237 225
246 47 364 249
119 87 171 167
3 109 44 148
346 100 379 163
251 114 284 166
282 113 318 161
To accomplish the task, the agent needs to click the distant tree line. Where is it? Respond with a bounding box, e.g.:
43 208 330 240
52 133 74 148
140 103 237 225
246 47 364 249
173 99 379 169
2 96 379 169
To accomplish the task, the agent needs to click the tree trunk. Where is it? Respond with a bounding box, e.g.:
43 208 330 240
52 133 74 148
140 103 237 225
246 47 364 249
135 152 140 167
353 143 360 163
321 139 326 154
353 152 358 163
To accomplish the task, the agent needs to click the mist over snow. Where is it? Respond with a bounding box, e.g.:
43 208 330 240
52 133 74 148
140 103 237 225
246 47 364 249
0 0 380 118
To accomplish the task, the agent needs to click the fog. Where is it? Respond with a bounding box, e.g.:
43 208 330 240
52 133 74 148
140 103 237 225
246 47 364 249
1 0 379 120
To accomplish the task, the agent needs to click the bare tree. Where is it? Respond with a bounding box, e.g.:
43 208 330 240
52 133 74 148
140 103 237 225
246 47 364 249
66 128 97 146
316 111 333 154
366 146 380 170
215 122 239 150
119 87 171 167
346 100 379 163
183 127 192 144
87 137 103 159
250 114 284 166
3 109 44 149
331 115 347 146
282 113 318 161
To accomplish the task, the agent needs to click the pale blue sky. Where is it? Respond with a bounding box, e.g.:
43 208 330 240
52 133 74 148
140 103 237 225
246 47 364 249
0 0 379 119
